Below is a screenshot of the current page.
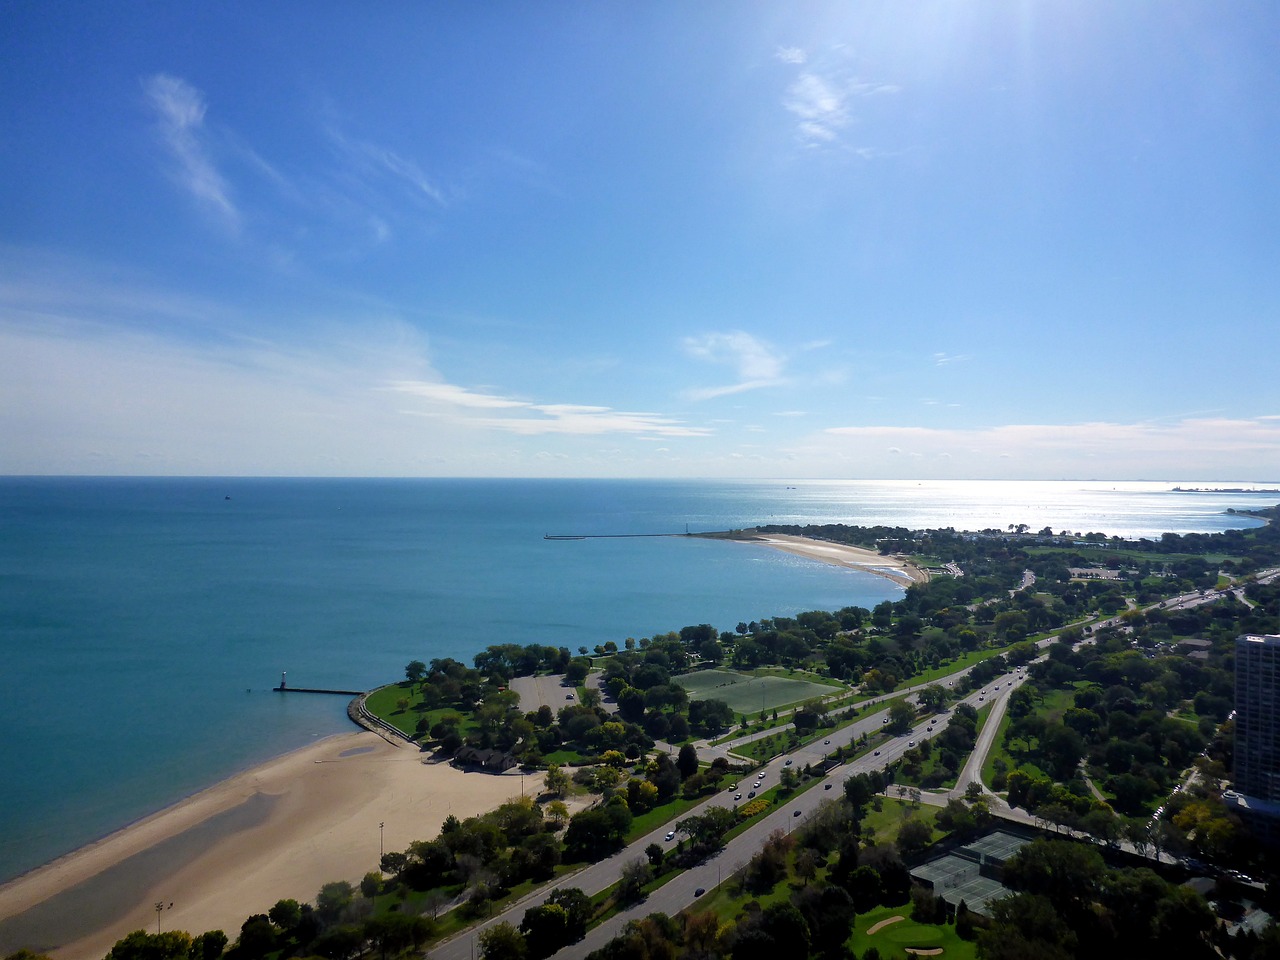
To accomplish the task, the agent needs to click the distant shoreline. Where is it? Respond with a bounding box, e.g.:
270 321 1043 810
698 529 927 587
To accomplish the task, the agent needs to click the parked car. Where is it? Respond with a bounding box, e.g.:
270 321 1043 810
793 810 802 817
695 888 706 897
824 783 832 790
785 759 793 766
748 791 757 798
874 750 880 756
665 831 676 841
734 794 741 800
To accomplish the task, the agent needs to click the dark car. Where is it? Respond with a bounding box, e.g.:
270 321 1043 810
694 887 706 897
824 783 832 790
793 810 802 817
748 790 756 798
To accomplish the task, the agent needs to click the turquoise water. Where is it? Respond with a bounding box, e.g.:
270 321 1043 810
0 477 1275 881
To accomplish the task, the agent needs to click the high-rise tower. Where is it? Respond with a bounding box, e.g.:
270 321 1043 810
1228 635 1280 843
1235 635 1280 803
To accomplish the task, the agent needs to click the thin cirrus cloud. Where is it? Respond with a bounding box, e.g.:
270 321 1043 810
325 127 447 207
682 331 786 401
390 380 710 437
141 73 445 252
776 47 900 147
142 74 239 226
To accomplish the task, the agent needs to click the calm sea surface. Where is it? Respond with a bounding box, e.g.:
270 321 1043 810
1 477 1276 881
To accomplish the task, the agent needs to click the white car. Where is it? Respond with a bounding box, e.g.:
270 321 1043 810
665 831 676 841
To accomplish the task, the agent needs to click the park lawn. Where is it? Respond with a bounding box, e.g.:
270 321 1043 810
541 748 587 765
858 796 942 847
674 668 836 715
626 795 706 841
849 903 977 960
981 683 1083 790
903 646 1017 689
694 839 833 923
364 682 480 740
752 665 847 689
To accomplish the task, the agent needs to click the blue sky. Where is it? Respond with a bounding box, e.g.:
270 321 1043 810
3 2 1279 479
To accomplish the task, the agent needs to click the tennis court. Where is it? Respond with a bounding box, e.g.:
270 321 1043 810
910 829 1033 916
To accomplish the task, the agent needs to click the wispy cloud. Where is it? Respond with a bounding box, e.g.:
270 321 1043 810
390 380 709 437
682 331 786 401
933 352 971 366
142 74 238 227
776 50 900 148
785 73 848 144
327 127 446 207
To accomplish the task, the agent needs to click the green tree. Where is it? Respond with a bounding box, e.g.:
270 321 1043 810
918 685 947 713
103 931 195 960
896 818 932 856
520 904 569 960
617 858 651 903
676 743 699 780
543 763 570 798
545 887 592 942
405 660 427 683
314 880 354 924
479 922 528 960
888 700 916 734
268 898 302 931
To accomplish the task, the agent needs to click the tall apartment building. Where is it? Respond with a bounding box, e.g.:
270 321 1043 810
1229 635 1280 840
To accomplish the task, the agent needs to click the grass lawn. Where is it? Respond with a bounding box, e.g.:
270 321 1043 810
849 904 977 960
981 683 1083 789
674 668 836 715
753 666 846 688
859 796 942 847
904 646 1016 689
364 682 480 740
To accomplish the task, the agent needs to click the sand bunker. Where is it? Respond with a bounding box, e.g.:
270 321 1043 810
866 915 905 935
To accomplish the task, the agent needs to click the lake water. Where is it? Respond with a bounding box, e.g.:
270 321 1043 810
1 476 1275 881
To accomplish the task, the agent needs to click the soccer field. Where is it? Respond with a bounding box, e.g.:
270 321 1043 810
674 669 834 714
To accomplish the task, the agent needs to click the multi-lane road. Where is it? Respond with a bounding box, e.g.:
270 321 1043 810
445 567 1280 958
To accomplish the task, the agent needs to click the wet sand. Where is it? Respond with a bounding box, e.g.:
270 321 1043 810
0 733 541 960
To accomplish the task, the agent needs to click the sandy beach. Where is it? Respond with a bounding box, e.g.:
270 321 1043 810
0 732 541 960
712 531 927 586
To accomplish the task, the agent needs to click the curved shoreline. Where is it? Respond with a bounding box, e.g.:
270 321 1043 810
0 530 910 958
700 530 927 586
0 733 541 960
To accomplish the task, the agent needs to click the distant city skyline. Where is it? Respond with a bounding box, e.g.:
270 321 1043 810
3 3 1279 478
